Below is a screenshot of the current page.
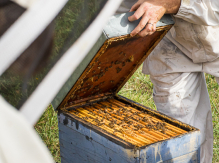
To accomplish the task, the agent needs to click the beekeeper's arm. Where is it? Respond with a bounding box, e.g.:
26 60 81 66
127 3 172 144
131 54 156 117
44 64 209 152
128 0 181 37
128 0 219 37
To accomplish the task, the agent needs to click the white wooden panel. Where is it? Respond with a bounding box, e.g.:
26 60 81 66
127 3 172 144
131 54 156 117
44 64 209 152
59 123 139 163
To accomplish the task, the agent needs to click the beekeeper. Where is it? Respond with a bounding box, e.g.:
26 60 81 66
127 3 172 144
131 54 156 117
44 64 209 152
117 0 219 162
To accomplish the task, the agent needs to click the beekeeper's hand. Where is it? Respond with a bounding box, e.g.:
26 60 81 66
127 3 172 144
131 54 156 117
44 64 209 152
128 0 181 37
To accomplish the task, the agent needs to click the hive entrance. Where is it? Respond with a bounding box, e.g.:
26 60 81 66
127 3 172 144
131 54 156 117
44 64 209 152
68 98 187 147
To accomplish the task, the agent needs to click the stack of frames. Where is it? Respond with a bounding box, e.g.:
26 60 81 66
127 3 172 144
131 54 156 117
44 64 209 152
69 98 187 147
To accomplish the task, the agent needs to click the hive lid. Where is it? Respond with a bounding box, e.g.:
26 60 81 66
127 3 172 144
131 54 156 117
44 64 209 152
52 12 174 110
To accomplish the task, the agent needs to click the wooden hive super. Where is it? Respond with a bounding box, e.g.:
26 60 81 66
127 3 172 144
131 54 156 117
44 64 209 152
52 12 201 163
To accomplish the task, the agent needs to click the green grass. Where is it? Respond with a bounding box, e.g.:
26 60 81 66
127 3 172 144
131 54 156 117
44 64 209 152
35 105 61 163
35 65 219 162
206 74 219 162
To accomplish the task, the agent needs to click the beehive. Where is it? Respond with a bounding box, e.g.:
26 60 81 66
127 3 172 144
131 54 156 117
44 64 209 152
53 12 201 163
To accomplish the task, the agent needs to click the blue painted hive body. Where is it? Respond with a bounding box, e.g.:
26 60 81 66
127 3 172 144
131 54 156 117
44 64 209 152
53 12 201 163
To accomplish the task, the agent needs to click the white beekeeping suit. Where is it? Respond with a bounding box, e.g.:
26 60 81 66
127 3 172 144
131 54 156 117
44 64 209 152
117 0 219 163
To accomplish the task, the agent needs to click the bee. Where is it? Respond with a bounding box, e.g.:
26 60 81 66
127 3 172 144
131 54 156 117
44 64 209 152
124 117 129 122
98 72 104 79
83 117 88 120
142 117 149 122
136 112 142 116
98 110 103 114
103 108 108 113
138 117 143 121
127 120 133 125
156 121 166 134
116 67 122 73
94 85 99 89
113 129 120 134
87 86 92 90
146 124 155 131
100 81 105 85
122 62 126 67
115 60 121 65
138 130 145 135
89 77 94 82
108 122 114 128
129 55 134 62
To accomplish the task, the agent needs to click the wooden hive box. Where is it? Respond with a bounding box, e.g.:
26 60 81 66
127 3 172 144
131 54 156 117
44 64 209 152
52 12 201 163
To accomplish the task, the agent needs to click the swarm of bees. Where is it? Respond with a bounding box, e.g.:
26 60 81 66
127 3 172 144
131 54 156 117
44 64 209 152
67 51 137 102
70 98 168 139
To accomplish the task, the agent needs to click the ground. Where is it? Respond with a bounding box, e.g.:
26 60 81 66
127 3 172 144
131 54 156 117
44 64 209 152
35 65 219 163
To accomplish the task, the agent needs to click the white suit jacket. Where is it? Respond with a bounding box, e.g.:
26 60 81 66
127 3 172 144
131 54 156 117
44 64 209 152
117 0 219 63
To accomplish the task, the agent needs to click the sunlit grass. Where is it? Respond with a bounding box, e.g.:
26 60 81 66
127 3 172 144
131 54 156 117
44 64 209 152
35 105 61 163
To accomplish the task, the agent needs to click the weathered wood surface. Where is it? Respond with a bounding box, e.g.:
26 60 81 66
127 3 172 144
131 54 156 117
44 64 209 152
139 131 200 163
59 113 200 163
162 151 199 163
59 113 139 163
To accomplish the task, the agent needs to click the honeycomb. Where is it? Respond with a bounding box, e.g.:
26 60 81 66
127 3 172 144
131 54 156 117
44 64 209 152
69 98 187 147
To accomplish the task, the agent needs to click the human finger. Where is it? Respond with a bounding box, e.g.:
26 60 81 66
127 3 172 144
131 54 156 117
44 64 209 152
139 20 156 37
152 22 156 32
129 1 141 12
148 22 156 35
128 3 146 22
130 13 149 37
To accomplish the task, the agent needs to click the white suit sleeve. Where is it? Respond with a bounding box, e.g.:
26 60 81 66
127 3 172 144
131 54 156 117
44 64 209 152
174 0 219 26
